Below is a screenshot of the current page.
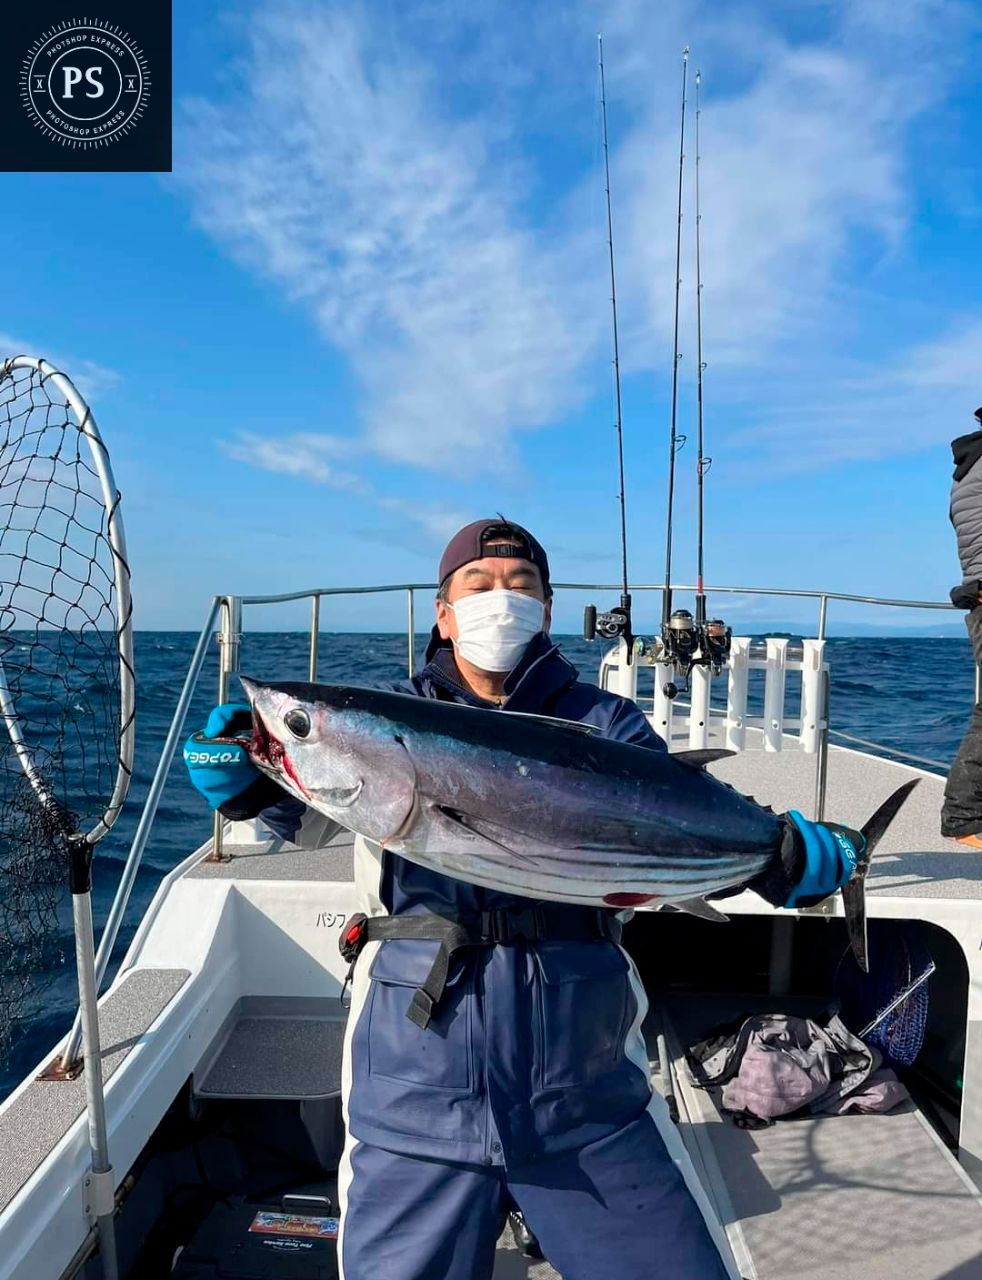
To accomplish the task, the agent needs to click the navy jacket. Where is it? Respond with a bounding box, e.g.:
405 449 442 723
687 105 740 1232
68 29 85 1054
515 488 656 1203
262 634 662 1164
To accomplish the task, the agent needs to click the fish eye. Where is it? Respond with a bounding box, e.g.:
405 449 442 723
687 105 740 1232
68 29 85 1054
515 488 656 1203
283 708 311 739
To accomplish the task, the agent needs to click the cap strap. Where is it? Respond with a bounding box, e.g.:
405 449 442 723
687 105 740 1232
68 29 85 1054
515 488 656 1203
482 542 527 559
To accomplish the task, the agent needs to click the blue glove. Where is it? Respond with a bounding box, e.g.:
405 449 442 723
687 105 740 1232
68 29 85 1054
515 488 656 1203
184 702 258 811
781 811 866 908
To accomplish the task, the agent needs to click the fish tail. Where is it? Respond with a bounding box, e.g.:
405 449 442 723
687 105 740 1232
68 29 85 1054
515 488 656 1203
841 778 920 972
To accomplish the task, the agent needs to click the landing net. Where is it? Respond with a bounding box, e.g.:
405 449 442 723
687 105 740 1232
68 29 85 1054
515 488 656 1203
0 356 134 1063
835 921 933 1068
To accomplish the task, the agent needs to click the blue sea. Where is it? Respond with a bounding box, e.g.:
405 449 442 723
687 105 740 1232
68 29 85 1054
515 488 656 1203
0 631 975 1103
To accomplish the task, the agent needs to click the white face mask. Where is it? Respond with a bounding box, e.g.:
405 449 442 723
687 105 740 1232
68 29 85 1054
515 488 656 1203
448 589 545 673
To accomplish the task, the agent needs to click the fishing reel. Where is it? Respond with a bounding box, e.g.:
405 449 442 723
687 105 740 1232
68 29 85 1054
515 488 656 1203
583 595 633 646
701 617 732 673
655 609 732 696
660 609 699 668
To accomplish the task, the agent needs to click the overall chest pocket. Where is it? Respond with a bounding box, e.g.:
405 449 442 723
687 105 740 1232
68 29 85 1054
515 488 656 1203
532 941 635 1090
367 939 477 1093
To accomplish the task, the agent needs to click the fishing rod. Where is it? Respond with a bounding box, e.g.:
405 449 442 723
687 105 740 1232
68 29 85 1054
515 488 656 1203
691 70 730 673
694 69 707 631
661 47 689 635
659 65 730 683
584 33 633 652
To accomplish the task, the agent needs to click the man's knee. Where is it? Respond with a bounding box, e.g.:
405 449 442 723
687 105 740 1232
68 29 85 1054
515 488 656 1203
341 1142 503 1280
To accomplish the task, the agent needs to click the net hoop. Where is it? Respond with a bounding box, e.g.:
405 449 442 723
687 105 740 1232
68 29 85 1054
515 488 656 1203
0 354 134 846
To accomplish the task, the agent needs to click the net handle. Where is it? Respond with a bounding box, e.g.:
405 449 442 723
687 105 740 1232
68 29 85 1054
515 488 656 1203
0 355 135 846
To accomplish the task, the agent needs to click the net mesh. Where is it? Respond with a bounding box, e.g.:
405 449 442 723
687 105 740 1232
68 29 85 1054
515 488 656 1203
835 921 933 1068
0 359 131 1060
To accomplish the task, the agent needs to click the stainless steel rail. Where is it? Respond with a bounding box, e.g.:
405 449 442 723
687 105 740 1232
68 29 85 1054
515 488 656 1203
235 578 957 688
238 579 954 614
62 600 222 1066
828 729 950 773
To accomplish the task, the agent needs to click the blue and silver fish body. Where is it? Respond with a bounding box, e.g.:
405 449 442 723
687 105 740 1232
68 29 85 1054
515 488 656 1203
240 677 780 910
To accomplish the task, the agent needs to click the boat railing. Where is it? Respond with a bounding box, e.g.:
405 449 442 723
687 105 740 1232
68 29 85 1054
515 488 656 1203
62 578 961 1068
232 578 957 675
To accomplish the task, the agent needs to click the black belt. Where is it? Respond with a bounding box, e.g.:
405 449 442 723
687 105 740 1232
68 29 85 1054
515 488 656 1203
339 906 622 1030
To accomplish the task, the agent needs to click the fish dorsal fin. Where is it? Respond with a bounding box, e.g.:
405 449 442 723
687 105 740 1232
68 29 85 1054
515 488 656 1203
674 749 735 769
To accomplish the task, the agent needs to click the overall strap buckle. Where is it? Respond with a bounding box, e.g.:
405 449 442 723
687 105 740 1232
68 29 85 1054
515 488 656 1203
483 906 545 944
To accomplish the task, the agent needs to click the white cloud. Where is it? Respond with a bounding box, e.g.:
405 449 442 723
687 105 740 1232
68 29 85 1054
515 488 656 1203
177 0 977 480
222 433 368 491
727 316 982 469
179 3 596 476
899 320 982 395
597 0 971 371
223 431 470 541
376 496 471 543
0 335 119 405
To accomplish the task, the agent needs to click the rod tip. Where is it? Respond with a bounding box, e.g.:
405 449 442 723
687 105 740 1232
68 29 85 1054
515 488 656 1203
682 45 690 58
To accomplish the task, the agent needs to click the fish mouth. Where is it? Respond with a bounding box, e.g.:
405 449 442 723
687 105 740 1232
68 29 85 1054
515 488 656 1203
250 710 275 769
250 712 311 801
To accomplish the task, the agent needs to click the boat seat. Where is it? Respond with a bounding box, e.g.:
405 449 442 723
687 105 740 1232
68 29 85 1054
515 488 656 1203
194 995 347 1102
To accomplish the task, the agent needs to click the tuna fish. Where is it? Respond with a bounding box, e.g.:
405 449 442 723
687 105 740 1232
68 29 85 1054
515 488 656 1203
238 678 916 967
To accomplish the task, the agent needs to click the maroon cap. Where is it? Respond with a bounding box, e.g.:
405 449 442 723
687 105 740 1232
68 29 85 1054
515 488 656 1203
438 518 551 596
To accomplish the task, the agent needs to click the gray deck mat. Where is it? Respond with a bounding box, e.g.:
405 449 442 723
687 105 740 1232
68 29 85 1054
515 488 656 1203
196 1003 346 1099
493 1233 561 1278
660 994 982 1280
0 968 189 1216
187 831 354 882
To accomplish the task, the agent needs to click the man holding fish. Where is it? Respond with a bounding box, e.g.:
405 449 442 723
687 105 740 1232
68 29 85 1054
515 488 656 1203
185 518 905 1280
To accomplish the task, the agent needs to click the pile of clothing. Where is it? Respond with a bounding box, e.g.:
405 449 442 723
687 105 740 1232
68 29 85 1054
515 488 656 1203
686 1010 910 1129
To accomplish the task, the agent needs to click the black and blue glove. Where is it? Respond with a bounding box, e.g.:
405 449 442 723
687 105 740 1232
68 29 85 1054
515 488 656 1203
752 811 866 909
184 702 279 817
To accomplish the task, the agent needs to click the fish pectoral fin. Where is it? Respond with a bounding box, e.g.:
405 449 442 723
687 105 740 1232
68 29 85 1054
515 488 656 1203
673 749 736 769
662 897 730 923
434 805 537 864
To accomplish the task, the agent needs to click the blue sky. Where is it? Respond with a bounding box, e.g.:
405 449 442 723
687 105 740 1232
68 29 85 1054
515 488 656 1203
3 0 982 634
